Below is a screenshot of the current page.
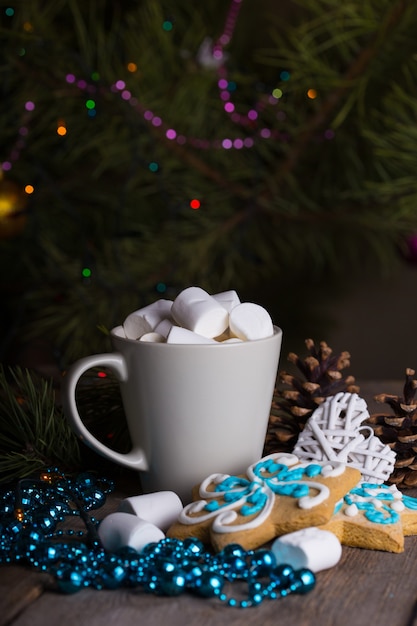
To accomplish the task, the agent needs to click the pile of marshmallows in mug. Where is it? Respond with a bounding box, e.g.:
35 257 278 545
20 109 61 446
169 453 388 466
119 286 274 343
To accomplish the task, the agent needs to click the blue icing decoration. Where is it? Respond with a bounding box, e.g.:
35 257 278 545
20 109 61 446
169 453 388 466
402 494 417 510
350 484 394 502
262 459 279 473
203 457 330 519
241 490 267 516
343 484 400 525
305 464 322 478
360 502 399 525
247 489 262 504
224 492 243 504
215 476 249 492
205 500 221 512
367 508 399 525
268 482 310 498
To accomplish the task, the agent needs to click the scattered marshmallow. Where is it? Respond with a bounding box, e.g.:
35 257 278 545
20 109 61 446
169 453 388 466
139 332 166 343
98 512 164 553
229 302 274 341
171 286 229 338
271 527 342 573
123 300 173 340
212 290 240 313
117 491 183 532
167 326 217 344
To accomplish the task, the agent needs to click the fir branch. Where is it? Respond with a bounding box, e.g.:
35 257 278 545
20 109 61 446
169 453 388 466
158 136 259 205
0 365 81 483
263 0 412 193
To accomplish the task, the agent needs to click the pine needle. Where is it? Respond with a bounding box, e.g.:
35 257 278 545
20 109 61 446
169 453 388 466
0 365 82 483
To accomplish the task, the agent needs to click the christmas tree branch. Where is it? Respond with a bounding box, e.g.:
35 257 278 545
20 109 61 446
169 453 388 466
153 0 413 241
159 136 256 203
0 365 81 483
264 0 411 192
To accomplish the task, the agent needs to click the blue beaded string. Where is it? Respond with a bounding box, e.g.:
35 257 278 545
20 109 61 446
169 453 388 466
0 469 315 605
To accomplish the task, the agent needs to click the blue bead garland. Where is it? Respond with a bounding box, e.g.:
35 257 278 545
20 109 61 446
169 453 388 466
0 468 316 606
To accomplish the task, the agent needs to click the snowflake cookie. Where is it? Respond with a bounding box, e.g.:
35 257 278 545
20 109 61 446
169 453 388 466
167 452 361 552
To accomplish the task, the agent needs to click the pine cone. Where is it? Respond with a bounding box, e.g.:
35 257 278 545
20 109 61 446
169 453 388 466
366 368 417 487
264 338 359 455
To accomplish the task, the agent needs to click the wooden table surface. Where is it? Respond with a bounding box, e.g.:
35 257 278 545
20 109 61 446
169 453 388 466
2 380 417 626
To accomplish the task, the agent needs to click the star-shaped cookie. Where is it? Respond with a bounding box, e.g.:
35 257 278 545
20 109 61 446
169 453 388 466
320 482 417 553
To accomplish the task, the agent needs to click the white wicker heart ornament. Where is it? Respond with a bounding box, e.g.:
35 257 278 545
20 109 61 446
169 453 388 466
293 392 396 483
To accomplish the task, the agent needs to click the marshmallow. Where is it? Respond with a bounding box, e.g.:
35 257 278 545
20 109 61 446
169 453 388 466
214 329 242 343
171 287 229 338
167 326 217 344
213 329 232 342
139 332 166 343
154 318 175 338
112 325 127 338
123 312 152 340
229 302 274 341
221 337 243 343
212 290 240 313
123 300 173 339
271 527 342 573
118 491 183 532
98 512 165 553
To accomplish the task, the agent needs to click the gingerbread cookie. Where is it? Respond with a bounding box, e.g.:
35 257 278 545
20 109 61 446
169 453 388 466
167 452 361 552
320 483 417 553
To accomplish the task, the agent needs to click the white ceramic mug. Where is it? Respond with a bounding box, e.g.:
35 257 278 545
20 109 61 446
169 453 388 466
62 325 282 502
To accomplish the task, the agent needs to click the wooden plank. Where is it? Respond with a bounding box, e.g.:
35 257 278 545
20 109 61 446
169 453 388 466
6 535 417 626
0 566 49 626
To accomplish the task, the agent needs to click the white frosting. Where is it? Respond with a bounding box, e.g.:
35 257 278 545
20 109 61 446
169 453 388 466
319 462 346 478
345 503 359 517
212 483 275 534
297 482 331 510
391 500 405 512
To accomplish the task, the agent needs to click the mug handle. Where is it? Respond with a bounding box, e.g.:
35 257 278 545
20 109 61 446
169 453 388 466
62 353 148 471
